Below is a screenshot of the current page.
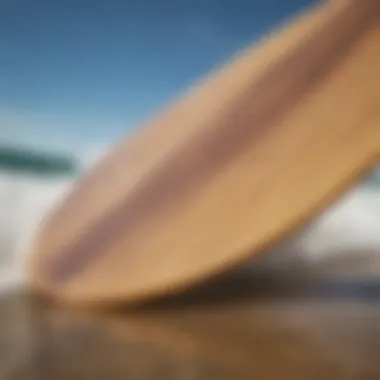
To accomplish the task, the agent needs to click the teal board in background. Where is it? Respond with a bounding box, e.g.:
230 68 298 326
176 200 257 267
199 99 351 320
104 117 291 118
0 146 79 178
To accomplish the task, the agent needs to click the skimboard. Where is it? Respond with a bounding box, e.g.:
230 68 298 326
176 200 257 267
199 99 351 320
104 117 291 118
29 0 380 307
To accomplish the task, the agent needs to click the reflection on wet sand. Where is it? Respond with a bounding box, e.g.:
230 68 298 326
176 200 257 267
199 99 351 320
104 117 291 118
1 255 380 380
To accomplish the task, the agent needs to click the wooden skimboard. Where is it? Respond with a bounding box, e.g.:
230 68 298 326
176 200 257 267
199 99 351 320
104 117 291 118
29 0 380 307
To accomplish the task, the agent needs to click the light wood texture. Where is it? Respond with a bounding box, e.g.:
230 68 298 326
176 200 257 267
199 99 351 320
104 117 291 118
29 0 380 307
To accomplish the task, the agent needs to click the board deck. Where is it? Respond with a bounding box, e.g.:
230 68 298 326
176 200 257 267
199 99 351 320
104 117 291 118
29 0 380 307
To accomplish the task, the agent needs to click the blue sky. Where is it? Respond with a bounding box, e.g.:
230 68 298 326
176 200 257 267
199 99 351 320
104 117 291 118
0 0 316 158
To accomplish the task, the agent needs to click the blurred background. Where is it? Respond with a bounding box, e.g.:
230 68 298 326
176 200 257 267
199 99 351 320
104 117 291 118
1 1 380 379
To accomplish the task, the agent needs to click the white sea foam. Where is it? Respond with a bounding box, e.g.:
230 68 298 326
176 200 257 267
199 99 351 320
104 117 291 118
0 143 107 290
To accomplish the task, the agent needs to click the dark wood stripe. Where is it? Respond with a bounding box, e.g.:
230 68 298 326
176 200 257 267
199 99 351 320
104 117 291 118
47 0 380 283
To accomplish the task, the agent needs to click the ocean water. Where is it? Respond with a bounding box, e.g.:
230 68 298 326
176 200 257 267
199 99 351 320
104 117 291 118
0 157 379 292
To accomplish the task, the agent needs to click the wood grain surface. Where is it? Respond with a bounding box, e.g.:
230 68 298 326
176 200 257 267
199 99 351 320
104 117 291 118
6 261 380 380
29 0 380 307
